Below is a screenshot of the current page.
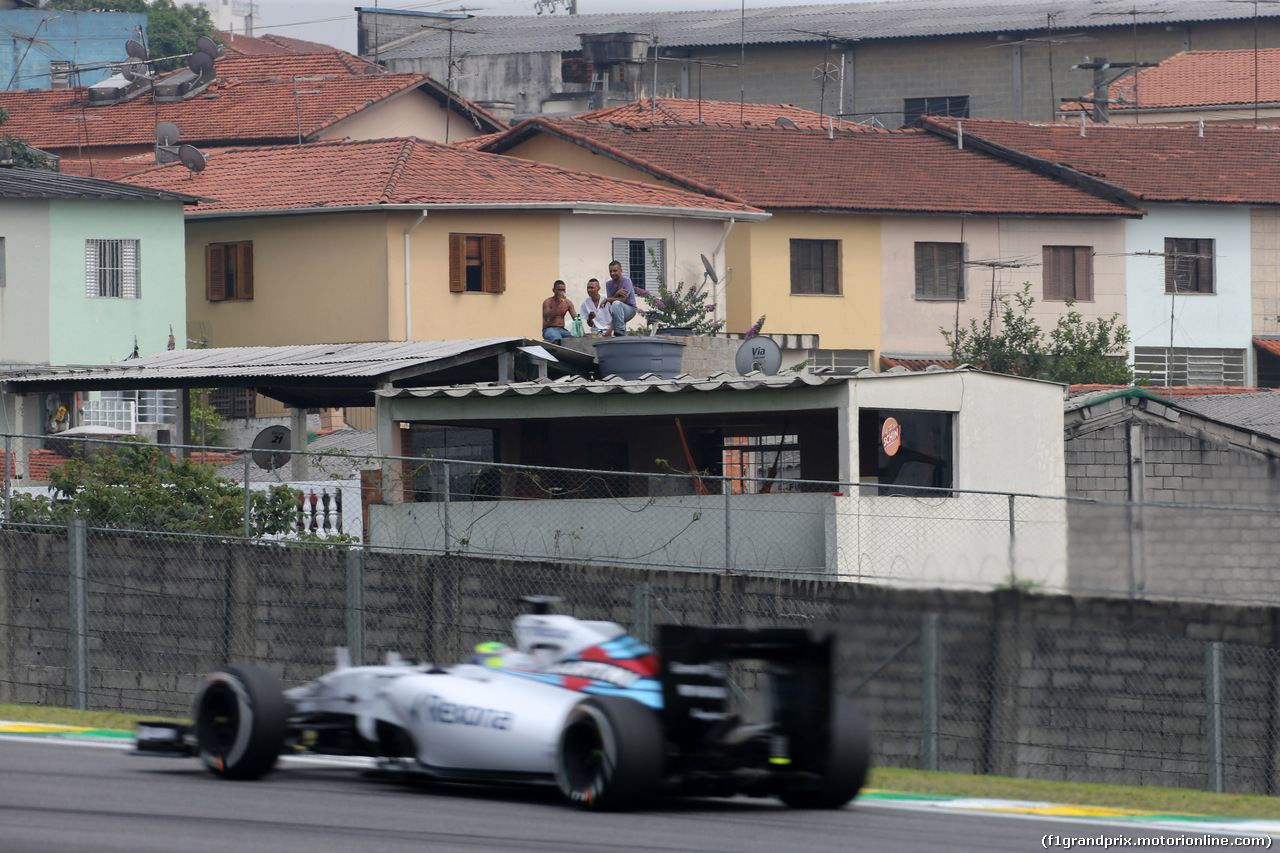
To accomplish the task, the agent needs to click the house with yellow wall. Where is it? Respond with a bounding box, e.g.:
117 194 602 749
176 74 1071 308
478 99 1140 368
118 136 766 350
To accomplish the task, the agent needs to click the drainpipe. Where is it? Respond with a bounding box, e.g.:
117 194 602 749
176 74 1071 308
404 211 428 341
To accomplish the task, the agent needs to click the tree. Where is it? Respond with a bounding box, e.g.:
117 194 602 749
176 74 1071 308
41 1 218 73
0 106 53 170
7 438 300 537
941 283 1134 386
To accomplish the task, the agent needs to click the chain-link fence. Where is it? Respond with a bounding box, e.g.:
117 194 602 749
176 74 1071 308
3 431 1280 793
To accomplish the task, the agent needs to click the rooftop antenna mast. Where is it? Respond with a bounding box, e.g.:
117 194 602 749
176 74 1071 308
1226 0 1280 127
419 21 480 145
1089 6 1171 124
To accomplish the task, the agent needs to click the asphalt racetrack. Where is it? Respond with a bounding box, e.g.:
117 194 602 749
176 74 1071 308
0 737 1263 852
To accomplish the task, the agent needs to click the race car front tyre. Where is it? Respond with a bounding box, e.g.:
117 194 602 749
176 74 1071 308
778 697 872 809
193 664 287 781
554 696 664 810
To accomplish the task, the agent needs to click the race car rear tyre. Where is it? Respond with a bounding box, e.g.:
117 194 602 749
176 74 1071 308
193 664 287 781
555 696 664 810
779 697 871 809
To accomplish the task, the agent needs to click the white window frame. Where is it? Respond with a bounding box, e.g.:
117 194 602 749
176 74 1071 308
86 239 139 299
610 238 665 292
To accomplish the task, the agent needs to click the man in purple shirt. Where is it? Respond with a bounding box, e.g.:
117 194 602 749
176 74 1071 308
604 260 637 336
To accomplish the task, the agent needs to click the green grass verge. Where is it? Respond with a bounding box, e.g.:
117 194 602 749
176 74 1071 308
3 705 1277 820
869 767 1280 821
0 704 184 731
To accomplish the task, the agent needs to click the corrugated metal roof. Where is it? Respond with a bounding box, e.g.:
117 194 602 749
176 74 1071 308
377 369 907 399
1166 391 1280 440
0 166 202 204
0 340 527 385
376 1 1275 61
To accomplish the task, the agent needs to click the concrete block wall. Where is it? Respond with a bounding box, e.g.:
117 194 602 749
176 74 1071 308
1066 419 1280 602
6 528 1280 791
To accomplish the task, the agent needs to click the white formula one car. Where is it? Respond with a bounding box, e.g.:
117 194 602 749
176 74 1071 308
137 598 871 811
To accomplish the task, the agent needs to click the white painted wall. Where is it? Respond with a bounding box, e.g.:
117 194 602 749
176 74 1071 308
1125 205 1253 357
0 199 51 367
556 212 726 318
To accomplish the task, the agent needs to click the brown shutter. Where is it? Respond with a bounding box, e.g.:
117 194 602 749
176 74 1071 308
1043 247 1063 300
823 240 839 294
206 244 225 302
1164 237 1176 293
239 242 254 300
790 240 803 294
448 234 465 292
483 235 505 293
1075 247 1093 301
914 243 929 298
1196 238 1213 293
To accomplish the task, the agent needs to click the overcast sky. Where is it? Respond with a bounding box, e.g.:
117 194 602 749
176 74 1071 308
253 1 819 53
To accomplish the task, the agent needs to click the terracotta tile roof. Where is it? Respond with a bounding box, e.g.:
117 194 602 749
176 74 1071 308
483 119 1139 215
921 117 1280 205
1255 337 1280 358
573 98 877 131
1100 49 1280 112
218 31 355 59
57 156 156 181
880 355 954 371
117 137 766 217
0 55 505 155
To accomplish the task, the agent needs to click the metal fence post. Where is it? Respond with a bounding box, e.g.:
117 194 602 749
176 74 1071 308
442 461 450 553
1007 494 1017 587
3 433 11 523
922 612 941 771
346 548 365 667
724 475 732 571
68 519 88 711
632 582 653 646
243 453 252 539
1206 640 1225 793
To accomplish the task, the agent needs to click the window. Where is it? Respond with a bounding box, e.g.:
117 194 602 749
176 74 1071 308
1043 246 1093 301
49 60 70 89
790 239 840 294
100 389 178 424
914 242 964 300
903 95 969 127
208 388 257 420
859 409 954 496
85 239 139 299
449 234 505 293
1164 238 1214 294
1133 347 1245 386
610 238 665 291
410 425 498 500
205 242 253 301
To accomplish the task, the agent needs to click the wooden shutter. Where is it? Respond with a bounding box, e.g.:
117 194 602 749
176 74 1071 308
448 234 465 292
1196 238 1214 293
790 240 805 293
914 243 931 298
205 244 225 302
1075 246 1093 301
482 235 505 293
1043 247 1064 300
611 238 631 280
821 240 839 294
238 242 254 300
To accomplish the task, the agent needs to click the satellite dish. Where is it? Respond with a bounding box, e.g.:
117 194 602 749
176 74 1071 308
775 116 798 129
121 58 149 83
700 253 719 285
189 50 214 77
154 120 180 145
178 144 207 173
195 36 220 58
125 39 149 61
734 336 782 376
251 425 290 471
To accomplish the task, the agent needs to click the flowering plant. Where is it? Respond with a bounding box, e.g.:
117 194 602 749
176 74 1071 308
634 248 725 335
743 315 766 339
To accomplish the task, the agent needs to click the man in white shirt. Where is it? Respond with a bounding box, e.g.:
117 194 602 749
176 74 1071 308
579 278 613 336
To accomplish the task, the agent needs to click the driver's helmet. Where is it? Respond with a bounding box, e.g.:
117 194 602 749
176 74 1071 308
470 641 511 667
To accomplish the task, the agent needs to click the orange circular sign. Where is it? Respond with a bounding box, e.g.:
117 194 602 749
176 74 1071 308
881 417 901 457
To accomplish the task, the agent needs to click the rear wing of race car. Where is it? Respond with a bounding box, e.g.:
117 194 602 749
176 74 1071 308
657 626 834 768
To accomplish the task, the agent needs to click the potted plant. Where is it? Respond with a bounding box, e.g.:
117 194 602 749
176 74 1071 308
634 248 724 336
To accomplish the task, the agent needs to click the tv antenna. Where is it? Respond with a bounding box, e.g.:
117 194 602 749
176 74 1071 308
251 426 291 472
698 253 719 292
178 144 207 176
